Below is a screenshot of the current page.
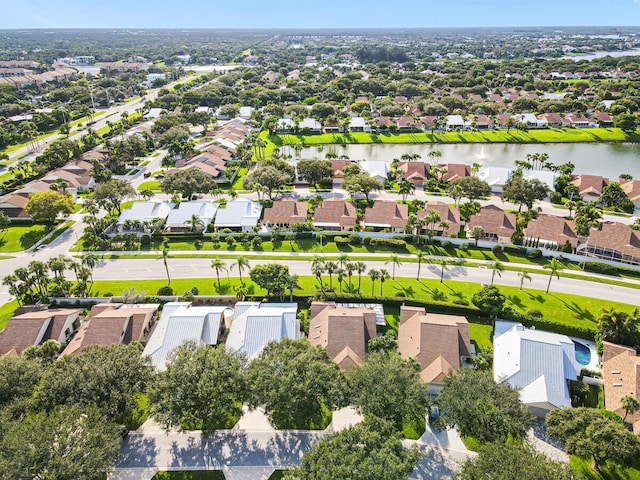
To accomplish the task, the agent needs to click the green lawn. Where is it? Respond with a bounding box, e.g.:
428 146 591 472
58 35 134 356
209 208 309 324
570 456 640 480
0 225 52 252
231 167 248 190
469 322 493 352
151 472 225 480
137 180 161 191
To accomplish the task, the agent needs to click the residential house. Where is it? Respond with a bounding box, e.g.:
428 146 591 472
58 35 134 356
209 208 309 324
494 320 582 417
61 303 159 356
538 112 566 128
324 120 343 133
361 160 389 184
0 308 82 356
467 205 517 243
117 200 173 232
312 198 358 231
398 306 471 388
472 114 493 130
263 198 308 228
238 106 254 119
579 221 640 266
439 163 471 182
0 192 30 219
372 116 394 131
226 302 300 361
495 113 513 129
396 161 430 187
602 341 640 433
522 170 556 193
396 116 419 131
523 214 578 251
420 116 438 131
417 201 461 236
214 198 263 232
592 111 614 127
478 166 512 193
570 174 609 202
142 302 231 371
275 117 294 134
165 200 218 232
299 117 322 134
349 117 371 133
308 302 379 370
515 113 546 128
565 113 591 128
446 114 466 131
330 160 357 185
363 201 409 232
620 180 640 208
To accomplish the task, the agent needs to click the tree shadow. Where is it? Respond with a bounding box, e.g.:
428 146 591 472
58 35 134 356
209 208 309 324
552 295 595 321
526 292 546 304
20 227 51 249
507 294 525 309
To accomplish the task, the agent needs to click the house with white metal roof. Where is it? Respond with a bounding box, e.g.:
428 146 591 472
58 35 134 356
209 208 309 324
165 200 218 232
522 170 557 193
348 116 371 133
117 200 173 230
142 302 232 371
214 198 262 232
478 166 512 193
493 320 581 417
446 115 466 131
226 302 300 360
361 160 389 184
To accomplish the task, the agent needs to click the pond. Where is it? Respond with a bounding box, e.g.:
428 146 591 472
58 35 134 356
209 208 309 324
298 142 640 178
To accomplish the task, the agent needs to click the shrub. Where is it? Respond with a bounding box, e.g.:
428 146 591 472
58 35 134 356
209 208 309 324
180 291 194 302
206 223 215 233
526 309 543 318
510 230 524 245
561 240 573 253
334 236 350 245
460 242 469 251
370 238 407 249
582 262 619 276
225 236 236 246
550 191 563 204
441 240 453 250
220 228 233 234
503 245 526 255
194 239 202 250
491 244 503 255
348 233 361 245
140 234 151 246
363 236 372 245
157 285 174 296
190 286 199 295
251 236 263 248
527 249 542 259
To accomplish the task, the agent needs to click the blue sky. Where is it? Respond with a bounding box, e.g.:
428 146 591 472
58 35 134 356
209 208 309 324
2 0 639 29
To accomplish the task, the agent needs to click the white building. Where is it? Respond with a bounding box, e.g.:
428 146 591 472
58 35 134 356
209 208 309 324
446 115 466 131
493 321 581 417
523 170 557 193
214 198 262 232
349 116 371 133
239 106 254 119
361 160 390 183
117 200 173 229
142 302 232 371
165 200 218 232
226 302 300 360
478 166 512 193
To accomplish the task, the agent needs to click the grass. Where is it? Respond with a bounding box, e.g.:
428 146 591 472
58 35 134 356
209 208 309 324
0 300 19 331
469 322 493 352
88 276 637 337
137 180 161 191
151 472 225 480
570 455 640 480
231 167 248 190
0 224 52 252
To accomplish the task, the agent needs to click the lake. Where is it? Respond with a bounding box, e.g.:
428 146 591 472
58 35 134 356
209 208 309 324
297 143 640 179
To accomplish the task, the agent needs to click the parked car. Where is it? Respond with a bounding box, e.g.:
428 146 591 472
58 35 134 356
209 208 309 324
143 171 151 178
154 174 165 180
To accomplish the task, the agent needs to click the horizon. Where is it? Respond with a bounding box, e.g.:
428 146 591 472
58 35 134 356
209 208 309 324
2 0 640 29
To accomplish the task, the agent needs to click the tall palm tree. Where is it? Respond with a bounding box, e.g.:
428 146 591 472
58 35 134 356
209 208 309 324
235 256 250 285
439 259 448 283
398 179 415 202
345 262 357 291
416 251 427 280
140 189 155 201
379 269 390 296
543 258 564 294
337 253 350 269
471 226 485 247
336 268 346 294
490 260 505 285
369 269 380 296
517 270 531 290
158 245 171 286
310 255 326 286
355 261 367 294
324 260 338 290
286 274 301 303
386 254 402 280
621 395 640 422
211 259 228 289
185 214 204 233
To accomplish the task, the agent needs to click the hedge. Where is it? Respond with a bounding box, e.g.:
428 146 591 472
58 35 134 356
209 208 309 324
501 306 595 340
370 238 407 249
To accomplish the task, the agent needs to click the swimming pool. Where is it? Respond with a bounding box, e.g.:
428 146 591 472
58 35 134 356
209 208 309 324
574 341 591 366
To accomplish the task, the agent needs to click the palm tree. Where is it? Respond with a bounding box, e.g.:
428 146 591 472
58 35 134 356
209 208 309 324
235 285 248 301
386 254 402 280
490 260 505 285
337 253 350 269
345 262 357 291
517 270 532 290
336 268 346 294
439 259 448 283
621 395 640 422
369 269 380 296
286 274 301 303
355 261 367 294
310 255 326 286
158 245 171 286
416 251 427 280
398 179 416 201
324 260 338 290
211 259 228 289
185 214 204 233
234 256 250 285
379 269 390 296
543 258 564 294
140 189 155 201
564 199 578 218
471 226 485 247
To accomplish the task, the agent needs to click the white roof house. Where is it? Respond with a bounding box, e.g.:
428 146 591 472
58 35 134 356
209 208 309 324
349 116 371 132
523 170 557 192
214 198 262 232
299 117 322 132
226 302 300 360
478 166 512 193
494 320 580 417
515 113 547 128
145 108 163 119
165 200 218 232
239 106 254 119
362 160 389 183
142 302 232 371
446 115 466 130
117 200 173 227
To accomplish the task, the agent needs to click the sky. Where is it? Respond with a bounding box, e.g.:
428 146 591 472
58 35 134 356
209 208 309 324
1 0 639 29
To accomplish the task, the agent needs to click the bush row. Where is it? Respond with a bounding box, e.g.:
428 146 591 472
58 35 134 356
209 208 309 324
501 306 595 340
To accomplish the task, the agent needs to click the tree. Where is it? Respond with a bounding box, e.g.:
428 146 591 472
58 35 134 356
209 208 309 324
436 369 532 443
161 168 217 199
243 165 292 199
415 251 427 280
234 256 250 285
517 270 531 290
184 213 204 232
470 226 485 247
0 405 120 480
600 181 635 213
501 176 549 212
455 441 575 480
93 179 136 214
0 355 41 408
471 285 505 319
149 342 247 433
324 260 338 290
367 330 398 354
158 243 171 287
24 190 74 225
249 263 290 297
285 418 421 480
0 211 10 235
342 173 383 200
621 395 640 422
615 112 638 132
397 179 416 201
139 189 155 201
439 258 448 283
596 307 640 353
546 407 640 471
386 254 402 280
490 260 505 285
379 268 390 296
246 338 346 429
574 201 602 236
348 352 428 431
368 268 380 295
297 159 333 189
310 255 325 286
355 261 367 293
543 258 563 294
211 258 228 289
452 176 491 202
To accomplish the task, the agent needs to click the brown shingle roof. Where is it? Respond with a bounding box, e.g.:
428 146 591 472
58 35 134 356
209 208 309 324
396 162 430 184
398 306 470 383
313 198 357 228
602 341 640 433
621 180 640 203
468 205 517 238
263 199 308 226
588 221 640 258
570 174 609 196
363 201 409 229
523 214 578 248
331 160 356 180
438 163 470 182
417 201 461 234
